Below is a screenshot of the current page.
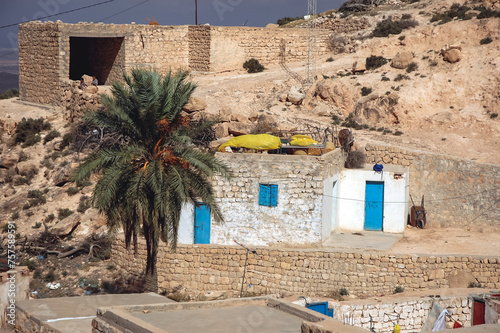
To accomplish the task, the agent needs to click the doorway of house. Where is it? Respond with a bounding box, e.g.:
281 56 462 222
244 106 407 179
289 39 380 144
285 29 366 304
364 181 384 231
194 203 210 244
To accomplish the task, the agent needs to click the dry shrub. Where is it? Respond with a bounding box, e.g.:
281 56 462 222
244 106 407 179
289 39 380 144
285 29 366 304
345 151 366 169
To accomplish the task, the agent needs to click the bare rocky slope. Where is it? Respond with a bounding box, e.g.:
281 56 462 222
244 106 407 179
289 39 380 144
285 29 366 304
0 0 499 298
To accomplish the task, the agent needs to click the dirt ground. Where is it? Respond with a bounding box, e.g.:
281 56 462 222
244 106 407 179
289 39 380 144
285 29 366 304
390 226 500 257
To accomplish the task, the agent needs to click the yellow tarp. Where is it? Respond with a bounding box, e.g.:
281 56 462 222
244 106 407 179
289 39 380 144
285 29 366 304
218 134 282 152
289 135 318 146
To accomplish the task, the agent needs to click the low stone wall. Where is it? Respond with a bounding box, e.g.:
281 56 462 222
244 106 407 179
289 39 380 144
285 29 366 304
60 80 104 122
363 143 500 228
1 267 30 329
112 240 500 297
333 296 471 332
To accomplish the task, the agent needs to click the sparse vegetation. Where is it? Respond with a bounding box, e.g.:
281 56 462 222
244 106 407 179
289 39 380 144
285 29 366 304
45 213 55 223
476 7 500 19
331 114 342 125
27 190 47 207
431 3 473 24
361 87 372 96
77 196 91 213
243 58 265 73
394 131 404 136
480 37 493 45
0 88 19 100
326 57 334 62
345 151 366 169
277 16 301 26
18 151 28 162
366 55 388 70
11 211 20 220
19 259 37 271
372 17 418 38
381 76 390 81
394 74 410 81
398 35 406 41
490 113 498 119
406 62 418 73
60 132 74 150
468 281 483 288
394 285 405 293
43 130 60 144
14 117 51 148
58 208 74 220
66 187 80 196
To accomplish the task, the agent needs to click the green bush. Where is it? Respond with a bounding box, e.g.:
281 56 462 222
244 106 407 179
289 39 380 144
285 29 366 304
277 16 301 26
66 187 80 196
11 212 20 220
372 18 418 37
394 285 405 293
381 76 390 81
361 87 372 96
431 3 473 23
326 57 334 62
490 113 498 119
394 131 404 136
58 208 74 220
394 74 410 81
27 190 47 207
406 62 418 73
243 58 265 73
43 130 60 144
366 55 388 70
480 37 493 45
19 259 37 271
45 214 55 223
14 117 51 148
77 196 91 213
0 88 19 100
476 7 500 19
18 151 28 162
60 132 74 150
14 176 29 186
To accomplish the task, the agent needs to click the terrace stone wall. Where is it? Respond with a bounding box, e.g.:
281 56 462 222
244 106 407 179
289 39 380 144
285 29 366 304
112 240 500 298
363 143 500 228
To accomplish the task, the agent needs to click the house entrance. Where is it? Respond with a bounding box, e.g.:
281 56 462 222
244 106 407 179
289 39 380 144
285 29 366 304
364 181 384 231
69 36 124 84
194 203 211 244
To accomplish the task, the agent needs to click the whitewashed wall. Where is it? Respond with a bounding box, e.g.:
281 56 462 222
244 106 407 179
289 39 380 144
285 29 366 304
336 165 409 233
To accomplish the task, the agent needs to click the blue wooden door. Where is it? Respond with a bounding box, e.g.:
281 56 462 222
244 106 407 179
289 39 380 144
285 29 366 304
364 181 384 231
194 203 210 244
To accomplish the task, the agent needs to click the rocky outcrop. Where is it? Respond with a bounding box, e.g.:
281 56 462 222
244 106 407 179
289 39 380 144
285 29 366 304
312 79 356 116
51 213 81 236
442 49 462 63
353 93 400 125
183 97 207 113
287 86 305 105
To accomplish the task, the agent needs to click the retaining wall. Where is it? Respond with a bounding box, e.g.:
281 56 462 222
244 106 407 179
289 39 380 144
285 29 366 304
112 240 500 297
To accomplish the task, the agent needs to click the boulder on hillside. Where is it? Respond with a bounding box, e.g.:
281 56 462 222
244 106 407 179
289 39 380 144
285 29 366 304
51 213 81 236
391 51 414 69
183 97 207 113
52 163 78 186
16 161 38 177
353 93 400 125
442 49 462 63
213 122 229 138
352 61 366 74
287 86 305 105
228 122 252 136
313 79 356 116
2 119 16 135
230 114 249 123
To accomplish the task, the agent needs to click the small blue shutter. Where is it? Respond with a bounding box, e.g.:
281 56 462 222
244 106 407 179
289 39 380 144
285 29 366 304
259 184 270 206
270 184 278 207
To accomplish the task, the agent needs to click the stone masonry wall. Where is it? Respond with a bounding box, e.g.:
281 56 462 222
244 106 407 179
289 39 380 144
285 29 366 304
209 26 330 72
18 22 61 105
188 25 211 72
363 143 500 228
210 151 343 246
334 297 472 333
112 239 500 298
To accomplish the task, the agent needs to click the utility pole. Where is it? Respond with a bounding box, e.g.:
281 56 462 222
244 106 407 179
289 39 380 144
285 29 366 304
306 0 317 85
234 240 262 298
195 0 198 25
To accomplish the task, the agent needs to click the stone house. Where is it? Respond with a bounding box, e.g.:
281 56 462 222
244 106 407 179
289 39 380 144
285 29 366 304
178 150 409 246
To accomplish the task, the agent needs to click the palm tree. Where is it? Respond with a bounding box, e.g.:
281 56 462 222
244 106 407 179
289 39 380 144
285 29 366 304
73 69 232 291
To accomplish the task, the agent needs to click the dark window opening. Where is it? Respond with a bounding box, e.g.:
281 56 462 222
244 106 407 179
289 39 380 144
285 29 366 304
69 37 124 85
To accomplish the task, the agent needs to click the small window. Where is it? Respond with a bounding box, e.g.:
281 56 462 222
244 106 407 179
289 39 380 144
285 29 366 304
259 184 278 207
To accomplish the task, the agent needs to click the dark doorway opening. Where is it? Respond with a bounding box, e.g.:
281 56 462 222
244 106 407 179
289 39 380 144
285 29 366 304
69 37 124 85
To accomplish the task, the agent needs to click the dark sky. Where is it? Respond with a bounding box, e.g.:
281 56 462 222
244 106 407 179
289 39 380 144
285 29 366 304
0 0 344 51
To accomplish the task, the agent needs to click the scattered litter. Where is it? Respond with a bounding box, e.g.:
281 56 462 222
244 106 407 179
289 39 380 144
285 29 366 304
37 255 44 260
46 282 60 290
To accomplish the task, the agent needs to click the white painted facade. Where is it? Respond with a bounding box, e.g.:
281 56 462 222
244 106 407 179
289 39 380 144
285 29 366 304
331 165 409 234
177 152 409 246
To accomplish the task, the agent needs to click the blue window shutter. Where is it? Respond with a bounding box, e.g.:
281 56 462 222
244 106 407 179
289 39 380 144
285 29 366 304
259 184 270 206
270 184 278 207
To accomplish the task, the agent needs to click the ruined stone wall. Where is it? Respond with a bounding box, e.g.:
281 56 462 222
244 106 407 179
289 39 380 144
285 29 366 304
210 152 337 246
209 26 330 72
328 296 472 332
188 25 211 72
363 143 500 228
112 239 500 297
18 22 61 105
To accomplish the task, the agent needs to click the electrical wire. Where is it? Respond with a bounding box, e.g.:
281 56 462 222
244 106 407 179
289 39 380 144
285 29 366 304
0 0 115 30
99 0 151 22
321 187 500 205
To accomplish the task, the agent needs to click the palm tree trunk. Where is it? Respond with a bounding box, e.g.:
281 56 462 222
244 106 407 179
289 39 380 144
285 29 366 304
143 266 158 292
